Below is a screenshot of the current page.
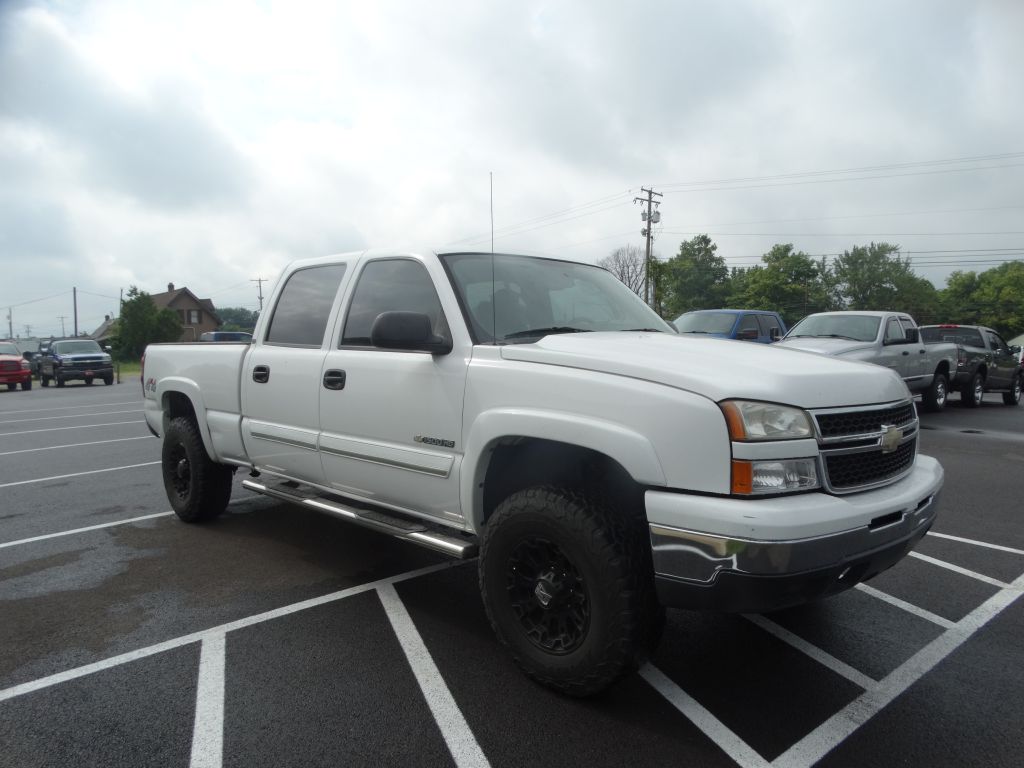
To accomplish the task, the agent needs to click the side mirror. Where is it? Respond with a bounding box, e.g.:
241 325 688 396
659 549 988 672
769 327 782 341
370 312 452 355
904 328 919 344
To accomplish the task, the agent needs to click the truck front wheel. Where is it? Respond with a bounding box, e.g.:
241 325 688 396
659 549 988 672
479 486 663 697
1003 374 1022 406
161 416 233 522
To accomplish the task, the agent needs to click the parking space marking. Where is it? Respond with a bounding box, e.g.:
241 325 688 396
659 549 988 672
640 664 771 768
0 419 145 437
189 633 226 768
0 563 453 704
909 551 1012 588
0 400 141 416
0 408 142 426
379 583 492 768
773 569 1024 768
854 584 956 629
743 615 876 690
927 531 1024 557
0 435 152 457
0 461 160 489
0 511 175 549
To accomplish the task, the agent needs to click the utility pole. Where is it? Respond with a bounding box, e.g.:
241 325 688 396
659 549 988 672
73 287 78 336
251 278 266 312
23 324 32 338
58 316 67 336
633 187 663 308
6 308 12 340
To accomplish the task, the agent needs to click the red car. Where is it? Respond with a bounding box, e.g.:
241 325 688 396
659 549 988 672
0 340 32 391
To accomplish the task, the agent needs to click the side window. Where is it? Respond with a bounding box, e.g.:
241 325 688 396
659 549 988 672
987 331 1008 353
885 318 904 343
899 318 917 336
756 314 780 338
737 314 760 337
265 264 347 347
341 259 449 347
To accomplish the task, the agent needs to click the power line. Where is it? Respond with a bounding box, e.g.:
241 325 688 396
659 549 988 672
1 290 71 309
659 230 1024 237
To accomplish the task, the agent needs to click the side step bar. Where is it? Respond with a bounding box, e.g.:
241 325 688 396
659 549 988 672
241 479 479 559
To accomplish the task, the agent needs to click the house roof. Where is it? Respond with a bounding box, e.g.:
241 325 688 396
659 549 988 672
149 286 221 324
91 317 119 340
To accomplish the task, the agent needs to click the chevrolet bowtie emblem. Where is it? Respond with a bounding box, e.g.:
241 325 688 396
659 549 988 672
880 424 901 453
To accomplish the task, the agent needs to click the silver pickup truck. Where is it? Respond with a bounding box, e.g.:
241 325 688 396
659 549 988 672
777 311 958 412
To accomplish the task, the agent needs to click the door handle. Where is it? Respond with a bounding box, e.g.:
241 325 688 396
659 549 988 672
252 365 270 383
902 351 910 356
919 349 926 354
323 369 346 390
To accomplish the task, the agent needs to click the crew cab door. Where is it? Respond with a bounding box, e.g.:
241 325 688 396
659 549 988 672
318 256 468 524
985 329 1015 389
879 316 914 380
241 262 349 485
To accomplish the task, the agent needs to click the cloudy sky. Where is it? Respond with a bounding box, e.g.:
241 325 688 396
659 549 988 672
1 0 1021 339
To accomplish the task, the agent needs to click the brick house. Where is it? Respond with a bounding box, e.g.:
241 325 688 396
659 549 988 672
149 283 221 342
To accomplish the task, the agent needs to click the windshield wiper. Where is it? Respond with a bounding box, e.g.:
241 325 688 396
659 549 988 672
680 330 710 334
622 328 665 332
502 326 591 340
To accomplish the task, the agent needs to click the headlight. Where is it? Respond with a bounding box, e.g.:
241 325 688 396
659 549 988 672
102 354 112 363
731 458 819 495
720 400 813 441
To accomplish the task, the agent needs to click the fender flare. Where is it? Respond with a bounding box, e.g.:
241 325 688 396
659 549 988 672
156 378 217 460
461 408 667 531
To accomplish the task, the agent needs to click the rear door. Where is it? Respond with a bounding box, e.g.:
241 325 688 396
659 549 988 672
241 261 350 485
985 329 1014 389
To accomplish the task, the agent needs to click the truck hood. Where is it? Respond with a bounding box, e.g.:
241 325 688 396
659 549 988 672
499 332 908 409
773 337 874 356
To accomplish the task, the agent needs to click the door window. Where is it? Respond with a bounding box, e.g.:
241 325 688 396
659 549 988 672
736 314 760 339
756 314 780 338
265 264 347 347
341 259 449 347
884 318 905 343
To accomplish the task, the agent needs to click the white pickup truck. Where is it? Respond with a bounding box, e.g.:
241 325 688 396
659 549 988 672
776 311 958 413
143 249 943 695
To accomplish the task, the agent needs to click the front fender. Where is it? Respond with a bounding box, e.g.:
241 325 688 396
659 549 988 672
460 408 667 531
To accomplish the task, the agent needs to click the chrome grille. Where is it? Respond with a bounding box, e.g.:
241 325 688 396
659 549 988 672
811 400 918 494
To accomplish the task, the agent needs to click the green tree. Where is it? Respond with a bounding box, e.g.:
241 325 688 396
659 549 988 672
660 235 729 317
955 262 1024 337
217 307 260 332
727 244 840 326
833 242 918 309
114 286 182 359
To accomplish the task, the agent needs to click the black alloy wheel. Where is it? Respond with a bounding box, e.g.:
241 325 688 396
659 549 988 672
161 416 233 522
506 536 590 654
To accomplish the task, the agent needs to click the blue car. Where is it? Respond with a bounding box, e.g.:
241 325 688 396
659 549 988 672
672 309 786 343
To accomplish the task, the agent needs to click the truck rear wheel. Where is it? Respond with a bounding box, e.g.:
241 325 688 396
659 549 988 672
479 486 663 697
1003 374 1022 406
961 372 984 408
161 416 233 522
921 372 947 412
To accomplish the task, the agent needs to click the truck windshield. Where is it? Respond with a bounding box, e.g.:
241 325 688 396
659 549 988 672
440 253 675 344
52 340 104 354
786 314 880 342
673 312 737 334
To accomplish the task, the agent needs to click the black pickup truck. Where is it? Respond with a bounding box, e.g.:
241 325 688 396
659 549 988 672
920 324 1022 407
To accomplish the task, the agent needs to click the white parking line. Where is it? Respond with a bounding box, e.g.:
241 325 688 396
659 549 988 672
0 563 454 704
0 435 152 457
189 634 226 768
909 551 1012 589
378 583 491 768
773 570 1024 768
0 409 142 426
743 614 876 690
927 531 1024 557
0 420 145 437
640 664 771 768
855 584 956 629
0 461 159 489
0 400 141 416
0 512 175 549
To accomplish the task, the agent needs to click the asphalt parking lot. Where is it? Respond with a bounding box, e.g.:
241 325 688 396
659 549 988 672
1 383 1022 768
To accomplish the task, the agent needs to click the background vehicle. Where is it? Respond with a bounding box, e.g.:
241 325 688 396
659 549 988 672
199 331 253 342
0 340 32 391
38 339 114 387
672 309 786 343
142 249 943 696
777 311 956 412
920 324 1023 407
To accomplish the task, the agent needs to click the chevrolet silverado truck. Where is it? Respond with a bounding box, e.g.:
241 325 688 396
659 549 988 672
920 324 1023 407
142 250 944 695
777 311 957 413
38 338 114 387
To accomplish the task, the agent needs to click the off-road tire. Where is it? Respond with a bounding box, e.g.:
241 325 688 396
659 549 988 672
479 485 663 697
5 383 14 391
55 375 65 388
41 374 50 387
961 372 983 408
921 372 948 413
103 374 114 385
21 379 31 391
161 416 233 523
1003 374 1022 406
